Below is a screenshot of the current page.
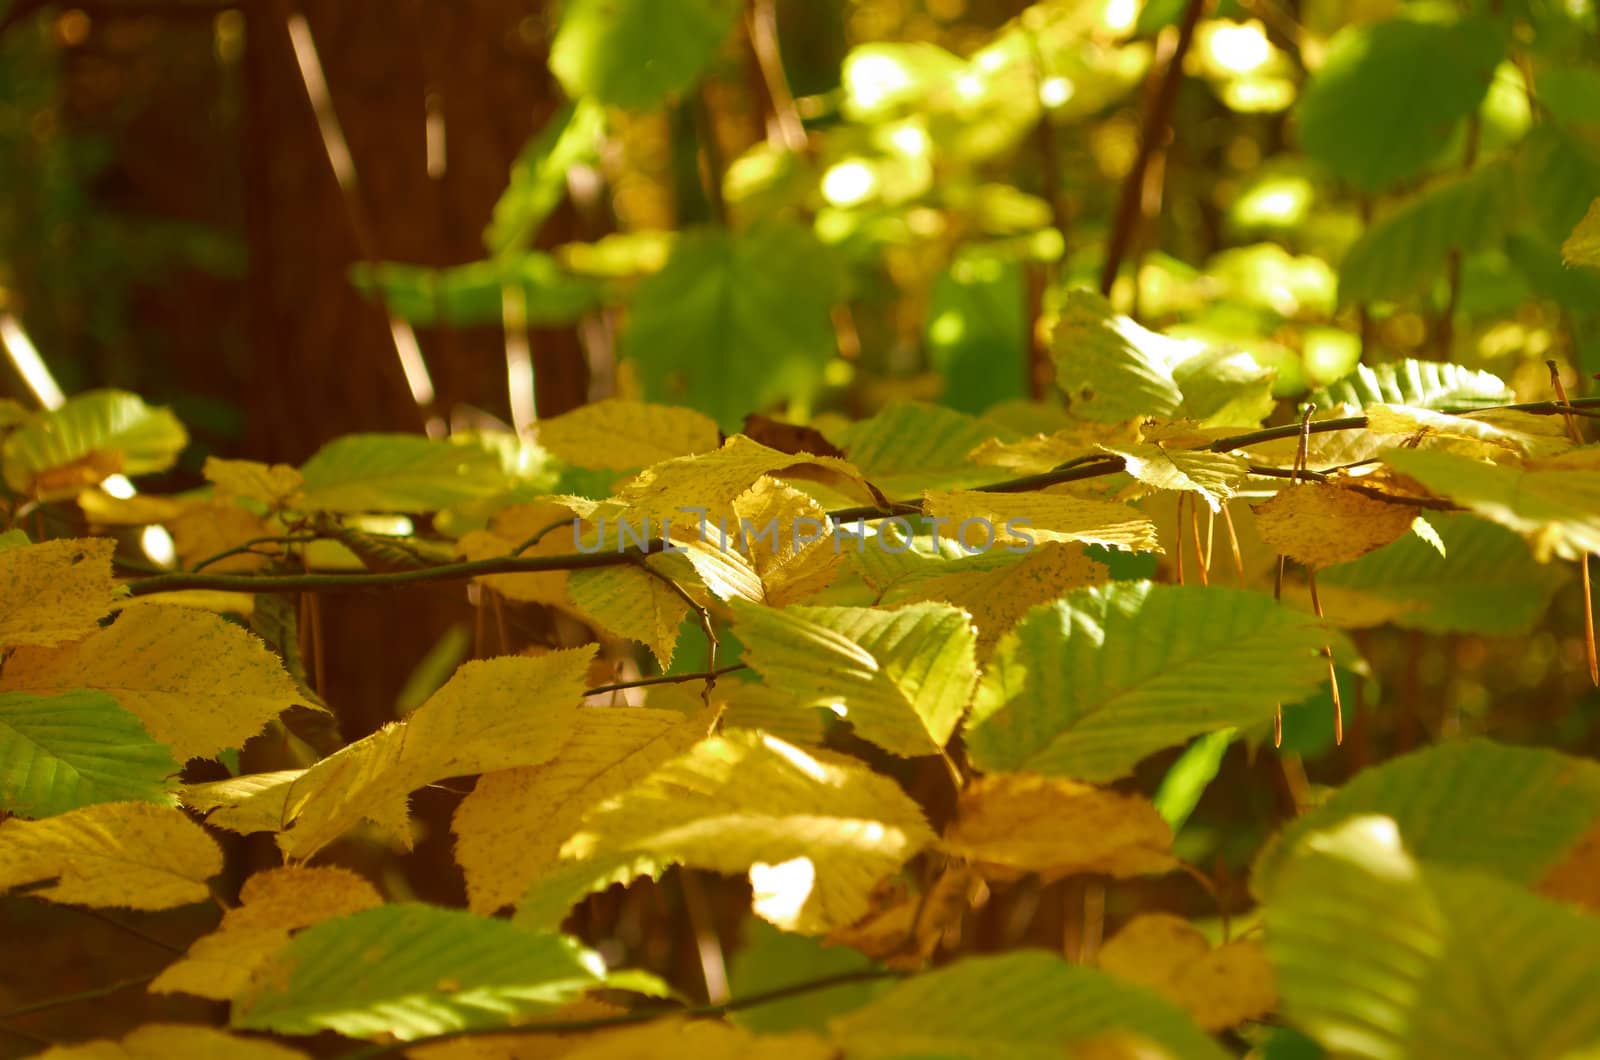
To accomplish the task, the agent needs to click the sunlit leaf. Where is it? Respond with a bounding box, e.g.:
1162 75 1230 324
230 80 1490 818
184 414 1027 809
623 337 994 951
233 905 608 1040
297 434 511 513
966 583 1350 782
1 390 187 499
550 0 739 110
1312 359 1512 411
537 398 721 472
486 99 606 256
1562 197 1600 267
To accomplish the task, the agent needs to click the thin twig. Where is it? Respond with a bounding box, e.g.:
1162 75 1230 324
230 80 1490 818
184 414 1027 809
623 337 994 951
191 534 320 572
1098 0 1209 296
0 974 157 1020
585 665 748 697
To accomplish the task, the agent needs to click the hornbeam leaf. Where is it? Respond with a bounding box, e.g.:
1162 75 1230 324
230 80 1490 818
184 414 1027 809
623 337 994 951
1312 359 1512 411
622 221 839 430
277 649 594 859
232 905 608 1041
0 801 222 910
940 773 1176 880
0 537 117 650
453 705 716 915
1265 818 1600 1060
1311 513 1565 634
1295 16 1503 192
1050 288 1184 422
1252 482 1420 569
1099 443 1249 511
0 690 178 817
515 732 935 935
923 488 1160 553
0 607 307 762
1 389 187 499
553 1018 833 1060
1563 197 1600 267
486 99 607 256
537 398 721 472
550 0 739 110
965 582 1350 782
152 866 384 1001
1252 740 1600 900
833 401 1012 494
568 565 689 668
296 434 511 513
731 600 978 757
1098 914 1276 1032
1382 447 1600 560
828 951 1231 1060
31 1025 309 1060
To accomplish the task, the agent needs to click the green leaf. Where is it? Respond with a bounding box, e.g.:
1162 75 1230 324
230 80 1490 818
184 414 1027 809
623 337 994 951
515 731 934 935
550 0 740 110
350 254 605 328
731 600 978 757
1050 288 1184 421
1382 447 1600 561
622 222 839 431
828 951 1230 1060
1098 443 1250 511
1338 160 1517 304
1253 740 1600 899
0 690 179 817
1153 728 1235 834
1311 359 1512 411
965 582 1350 782
1049 288 1274 426
485 100 606 256
296 434 511 513
232 904 607 1040
1514 124 1600 245
1264 818 1600 1060
1314 513 1565 635
1 389 187 499
926 257 1029 415
832 401 1008 494
1563 197 1600 268
1296 17 1504 192
728 919 889 1034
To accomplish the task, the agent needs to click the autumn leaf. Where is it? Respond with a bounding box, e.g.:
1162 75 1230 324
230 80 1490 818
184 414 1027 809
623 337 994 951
941 773 1176 880
0 537 117 649
1101 443 1249 511
151 865 384 1001
0 690 178 816
923 489 1160 553
515 732 935 935
31 1025 308 1060
453 704 716 914
0 801 222 909
0 605 308 761
537 398 721 470
1098 914 1276 1032
1252 482 1420 569
203 456 306 507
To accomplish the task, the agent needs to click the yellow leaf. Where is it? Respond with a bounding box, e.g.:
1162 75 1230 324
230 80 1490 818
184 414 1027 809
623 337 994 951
1252 482 1419 569
731 476 845 605
454 705 715 914
567 565 688 667
1098 913 1276 1032
940 774 1175 880
182 769 302 834
118 590 256 617
828 864 981 969
75 490 190 526
537 399 721 471
457 501 578 606
169 500 280 573
1364 404 1571 457
31 1024 308 1060
0 801 222 909
614 435 879 529
0 537 116 649
923 489 1160 553
204 456 305 507
280 649 594 859
151 865 383 1000
967 423 1139 475
1099 443 1250 511
519 732 934 935
404 1000 628 1059
1563 196 1600 267
0 606 307 761
888 542 1110 653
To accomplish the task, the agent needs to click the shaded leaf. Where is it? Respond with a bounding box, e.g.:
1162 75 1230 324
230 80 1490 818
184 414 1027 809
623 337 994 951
1563 197 1600 267
1098 914 1276 1032
32 1025 308 1060
0 690 177 817
0 801 222 910
297 434 510 514
0 537 117 650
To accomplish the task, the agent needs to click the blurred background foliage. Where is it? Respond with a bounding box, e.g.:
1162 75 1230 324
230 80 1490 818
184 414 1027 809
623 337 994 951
1 0 1599 1051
